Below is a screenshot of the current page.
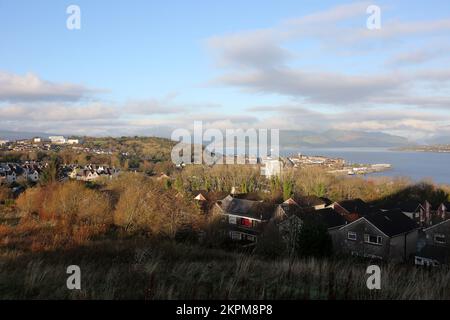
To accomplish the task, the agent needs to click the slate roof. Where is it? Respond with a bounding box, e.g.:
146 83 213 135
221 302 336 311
314 207 347 229
217 195 274 220
295 195 332 208
365 209 419 237
337 198 373 216
416 245 450 264
382 200 424 213
436 202 450 211
278 203 305 218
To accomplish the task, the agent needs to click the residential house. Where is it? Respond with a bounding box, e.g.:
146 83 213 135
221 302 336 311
68 165 119 181
67 139 80 145
384 200 425 221
6 171 17 184
273 200 346 252
435 202 449 221
380 200 448 227
335 209 419 262
68 168 79 180
261 157 282 178
273 200 305 248
49 136 66 144
331 198 374 222
82 170 99 181
314 207 348 244
415 219 450 266
212 195 273 243
294 195 332 210
24 168 39 182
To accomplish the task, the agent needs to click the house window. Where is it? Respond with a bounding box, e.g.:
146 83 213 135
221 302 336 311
240 218 252 227
228 216 237 224
347 231 357 241
246 235 257 242
434 234 446 244
230 231 242 241
364 234 382 245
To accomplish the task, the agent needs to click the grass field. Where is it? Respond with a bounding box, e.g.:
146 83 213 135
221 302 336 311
1 238 449 300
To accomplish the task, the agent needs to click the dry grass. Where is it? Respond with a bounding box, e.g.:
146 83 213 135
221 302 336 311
1 238 449 300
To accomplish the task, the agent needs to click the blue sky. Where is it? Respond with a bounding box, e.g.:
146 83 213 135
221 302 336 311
1 1 450 140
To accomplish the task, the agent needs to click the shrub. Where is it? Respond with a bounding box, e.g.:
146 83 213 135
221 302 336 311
113 176 202 238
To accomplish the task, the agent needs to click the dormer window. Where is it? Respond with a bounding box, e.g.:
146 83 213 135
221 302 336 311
347 231 357 241
364 234 382 245
434 234 446 245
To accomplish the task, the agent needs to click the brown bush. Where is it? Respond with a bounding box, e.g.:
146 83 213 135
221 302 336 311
17 181 112 226
0 185 12 202
113 175 202 238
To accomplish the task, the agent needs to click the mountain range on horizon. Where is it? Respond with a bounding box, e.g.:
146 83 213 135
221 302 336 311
3 129 448 149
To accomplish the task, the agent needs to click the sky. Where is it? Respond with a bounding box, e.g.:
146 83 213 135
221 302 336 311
0 0 450 141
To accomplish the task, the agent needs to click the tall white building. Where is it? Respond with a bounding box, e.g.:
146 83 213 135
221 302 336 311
67 139 80 145
261 157 282 178
49 136 66 144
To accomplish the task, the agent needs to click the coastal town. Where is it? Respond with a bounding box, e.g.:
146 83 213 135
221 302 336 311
196 190 450 266
1 135 448 269
396 144 450 153
0 135 393 186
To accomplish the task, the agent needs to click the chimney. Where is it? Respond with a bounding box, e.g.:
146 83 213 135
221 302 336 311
425 201 431 226
440 203 447 220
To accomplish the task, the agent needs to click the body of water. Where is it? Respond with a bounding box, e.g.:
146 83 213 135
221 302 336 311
287 147 450 185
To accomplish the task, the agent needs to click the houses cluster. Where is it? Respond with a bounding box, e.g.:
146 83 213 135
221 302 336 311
71 146 113 155
0 136 118 157
0 136 81 153
287 154 345 168
0 162 121 185
193 191 450 266
48 136 80 145
68 164 120 181
0 162 43 184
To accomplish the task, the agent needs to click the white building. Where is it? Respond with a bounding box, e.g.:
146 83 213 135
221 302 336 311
49 136 66 144
33 137 42 143
6 171 17 184
25 169 39 182
261 157 282 178
0 140 8 146
67 139 79 145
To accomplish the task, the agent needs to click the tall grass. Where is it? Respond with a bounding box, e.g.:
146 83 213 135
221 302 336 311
1 240 449 300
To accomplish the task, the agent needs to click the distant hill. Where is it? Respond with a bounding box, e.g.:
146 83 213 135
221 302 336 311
1 129 413 150
280 130 411 149
0 130 52 141
426 135 450 145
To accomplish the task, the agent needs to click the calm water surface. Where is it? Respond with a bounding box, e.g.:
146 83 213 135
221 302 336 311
287 148 450 185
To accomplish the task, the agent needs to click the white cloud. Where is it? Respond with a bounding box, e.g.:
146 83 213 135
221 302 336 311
0 71 99 102
206 2 450 111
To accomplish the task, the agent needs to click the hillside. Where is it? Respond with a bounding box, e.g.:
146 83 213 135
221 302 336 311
280 130 411 149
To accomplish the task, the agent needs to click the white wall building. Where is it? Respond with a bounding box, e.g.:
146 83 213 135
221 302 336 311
67 139 80 145
261 158 282 178
49 136 66 144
